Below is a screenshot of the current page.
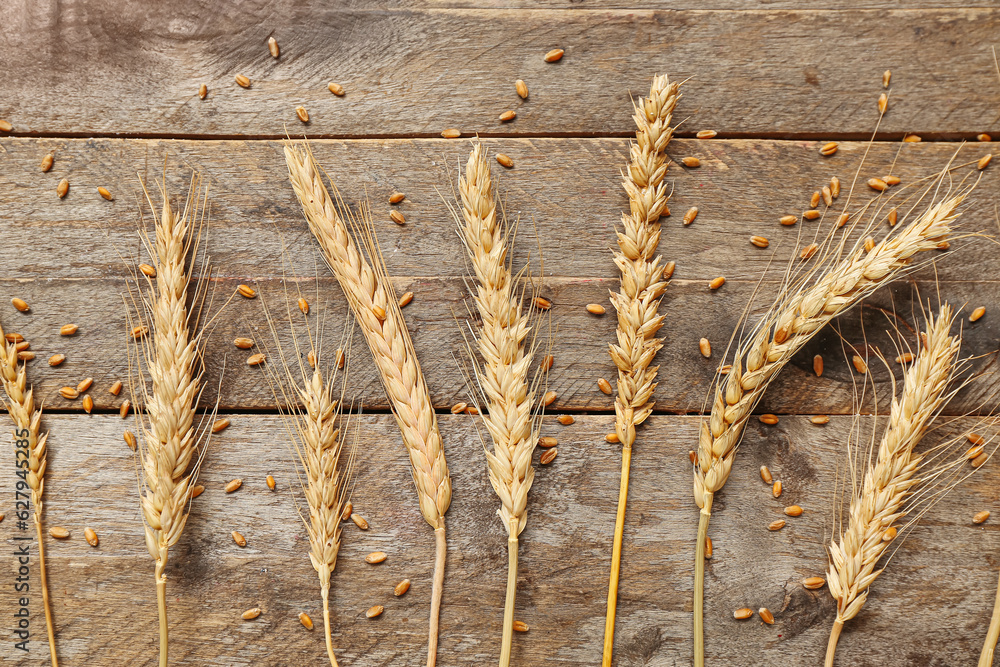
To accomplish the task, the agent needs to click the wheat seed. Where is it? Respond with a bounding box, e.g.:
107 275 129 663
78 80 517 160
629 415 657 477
341 501 352 520
237 284 256 299
598 378 613 394
442 128 461 138
267 36 279 57
499 110 516 122
587 303 606 315
300 612 314 630
605 433 619 443
235 74 251 88
366 605 384 619
139 263 157 277
77 377 93 392
882 69 891 88
365 551 387 564
41 154 53 172
750 236 769 248
212 418 230 433
772 481 783 498
450 402 467 414
973 452 989 468
557 415 574 425
543 391 556 406
124 430 137 451
538 436 557 448
99 187 113 201
888 207 898 226
398 292 414 308
266 475 275 490
811 415 829 425
684 207 699 225
351 514 368 530
296 106 310 123
541 355 554 371
296 297 309 315
663 262 675 280
395 580 411 596
975 511 991 525
242 608 261 620
759 414 779 425
903 134 922 142
884 175 901 186
967 445 985 460
810 191 821 208
198 84 207 99
803 210 820 220
758 607 775 624
709 277 725 290
247 353 265 366
132 325 149 339
232 531 247 547
734 608 753 620
83 527 99 546
800 243 818 260
544 48 564 62
868 178 888 192
682 156 701 168
760 466 773 484
11 298 29 312
877 93 888 113
225 479 242 493
852 355 868 374
830 176 841 198
699 338 711 358
820 142 839 156
59 387 78 399
979 155 993 170
234 337 254 349
704 535 713 559
514 79 529 99
389 210 406 225
971 306 986 322
49 526 70 539
0 119 12 132
540 448 557 465
328 82 345 96
882 526 897 541
803 577 825 590
512 620 529 632
697 130 717 139
979 133 992 142
57 179 69 198
83 395 93 413
17 351 33 361
48 354 65 367
785 505 804 517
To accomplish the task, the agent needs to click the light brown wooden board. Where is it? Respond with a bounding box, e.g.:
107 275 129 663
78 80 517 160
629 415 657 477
0 137 997 415
1 6 998 138
1 413 999 665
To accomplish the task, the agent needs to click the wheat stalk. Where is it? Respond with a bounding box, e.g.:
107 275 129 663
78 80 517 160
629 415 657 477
691 192 965 666
825 304 963 666
127 175 212 667
0 322 57 665
284 141 451 667
452 143 541 667
603 73 679 666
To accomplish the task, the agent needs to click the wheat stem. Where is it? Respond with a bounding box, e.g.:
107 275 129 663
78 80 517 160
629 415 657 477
825 619 844 667
500 517 519 667
285 142 451 666
602 443 632 667
0 321 56 665
981 571 1000 667
692 194 964 665
604 73 680 666
693 501 711 666
321 585 339 667
156 572 168 667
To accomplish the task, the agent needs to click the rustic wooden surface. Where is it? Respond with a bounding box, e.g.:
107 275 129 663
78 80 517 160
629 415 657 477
2 415 1000 665
2 0 1000 664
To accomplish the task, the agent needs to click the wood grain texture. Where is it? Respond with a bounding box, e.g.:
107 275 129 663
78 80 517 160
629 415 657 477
1 4 998 138
1 413 998 665
0 137 997 415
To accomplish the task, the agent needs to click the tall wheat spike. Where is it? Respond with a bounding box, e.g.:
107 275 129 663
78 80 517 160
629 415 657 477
452 143 542 667
127 175 213 667
284 141 451 667
603 73 680 667
825 304 964 666
691 193 965 666
0 321 57 665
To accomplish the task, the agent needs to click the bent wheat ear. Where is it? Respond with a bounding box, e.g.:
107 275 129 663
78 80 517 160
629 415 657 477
604 73 680 667
126 174 214 667
0 321 57 665
451 143 544 667
825 304 966 666
692 192 965 666
284 141 451 667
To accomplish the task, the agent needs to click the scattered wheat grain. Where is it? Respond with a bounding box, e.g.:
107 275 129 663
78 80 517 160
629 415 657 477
499 110 516 122
772 481 783 498
351 514 368 530
979 155 993 170
684 207 699 225
540 448 558 465
978 133 992 142
390 210 405 225
811 415 829 425
267 36 279 58
365 551 387 564
328 82 345 96
759 607 775 624
877 93 888 113
557 415 574 425
768 519 786 531
975 511 991 525
232 531 247 547
750 235 769 248
800 243 818 260
802 577 825 590
296 106 310 123
759 414 778 425
734 608 753 620
760 466 773 484
57 179 69 198
235 74 251 88
820 142 838 156
199 84 207 99
49 527 69 539
515 79 529 99
682 157 701 168
709 276 725 290
598 378 613 394
300 612 314 630
83 395 94 413
810 191 821 208
699 338 711 358
803 210 820 220
225 479 242 493
247 353 265 366
124 431 137 451
41 154 53 172
77 377 93 392
544 49 564 62
59 386 78 399
367 605 384 619
971 306 986 322
395 579 411 596
234 337 254 349
242 608 261 620
852 355 868 374
697 130 717 139
586 303 606 315
442 128 461 138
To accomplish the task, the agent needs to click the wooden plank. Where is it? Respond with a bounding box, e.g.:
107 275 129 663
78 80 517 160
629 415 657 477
1 413 998 664
1 6 998 137
0 138 996 415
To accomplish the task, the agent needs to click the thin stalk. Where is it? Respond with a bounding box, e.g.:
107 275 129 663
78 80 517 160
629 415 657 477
322 585 340 667
694 494 713 667
35 517 57 666
427 524 447 667
980 570 1000 667
156 561 168 667
825 619 844 667
602 443 633 666
499 517 520 667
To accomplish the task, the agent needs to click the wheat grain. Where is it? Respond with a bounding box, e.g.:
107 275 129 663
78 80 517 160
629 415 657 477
604 73 680 667
825 304 963 667
450 143 544 667
284 141 450 667
126 174 214 667
0 318 58 665
692 192 966 667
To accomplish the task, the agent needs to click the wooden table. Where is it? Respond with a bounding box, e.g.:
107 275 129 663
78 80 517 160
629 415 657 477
1 2 999 665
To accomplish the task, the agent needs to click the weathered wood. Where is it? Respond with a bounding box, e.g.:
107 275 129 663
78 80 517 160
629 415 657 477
1 5 998 138
1 413 998 665
0 138 996 414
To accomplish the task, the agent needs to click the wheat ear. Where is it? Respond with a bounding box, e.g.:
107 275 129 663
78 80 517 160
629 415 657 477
129 176 211 667
453 143 541 667
692 193 964 667
603 73 679 666
0 322 57 665
825 304 962 666
285 142 451 667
